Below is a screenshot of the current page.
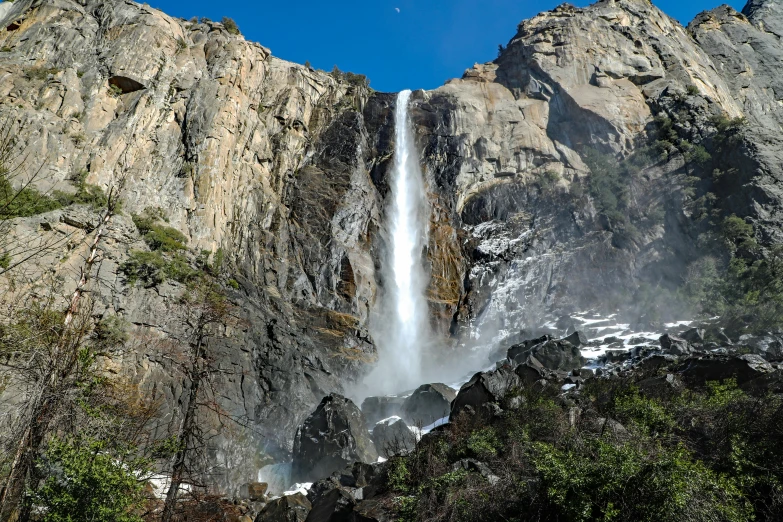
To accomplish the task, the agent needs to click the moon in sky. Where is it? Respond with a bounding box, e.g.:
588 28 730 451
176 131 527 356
395 7 400 13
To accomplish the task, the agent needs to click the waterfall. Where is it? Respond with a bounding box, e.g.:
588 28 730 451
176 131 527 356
364 89 431 397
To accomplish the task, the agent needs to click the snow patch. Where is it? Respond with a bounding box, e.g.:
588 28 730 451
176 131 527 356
283 483 312 497
421 416 449 434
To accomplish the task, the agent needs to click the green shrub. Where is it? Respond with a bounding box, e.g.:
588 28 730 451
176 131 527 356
612 389 676 436
120 250 167 286
92 315 129 350
686 85 700 96
164 253 199 283
45 170 111 211
221 16 240 35
685 144 712 166
329 65 371 89
383 373 783 522
582 148 630 228
26 67 60 81
536 439 750 522
387 457 412 493
539 170 560 191
722 215 757 254
108 84 123 97
459 427 501 460
34 436 148 522
141 225 187 252
132 213 187 252
120 251 197 286
711 115 746 150
0 174 62 218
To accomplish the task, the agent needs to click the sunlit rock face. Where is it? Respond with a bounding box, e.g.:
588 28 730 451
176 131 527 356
407 0 783 360
2 0 783 493
0 0 385 489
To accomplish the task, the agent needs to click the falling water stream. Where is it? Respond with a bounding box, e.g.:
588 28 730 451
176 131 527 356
363 89 432 396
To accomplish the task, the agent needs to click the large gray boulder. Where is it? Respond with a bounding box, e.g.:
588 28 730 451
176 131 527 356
371 417 417 456
660 334 693 356
680 328 705 345
255 493 311 522
563 330 589 348
507 335 553 363
400 383 457 426
291 394 378 484
528 339 587 372
450 367 521 420
305 488 356 522
680 354 774 387
508 336 586 371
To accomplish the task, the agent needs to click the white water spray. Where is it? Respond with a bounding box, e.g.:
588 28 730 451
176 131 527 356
364 89 432 396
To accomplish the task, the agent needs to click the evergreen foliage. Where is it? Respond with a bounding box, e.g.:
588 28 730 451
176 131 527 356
385 378 780 522
34 437 148 522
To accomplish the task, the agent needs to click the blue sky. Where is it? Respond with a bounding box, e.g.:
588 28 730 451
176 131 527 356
148 0 747 93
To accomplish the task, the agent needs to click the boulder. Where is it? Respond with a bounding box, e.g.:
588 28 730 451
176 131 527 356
450 367 521 420
528 340 587 371
510 336 586 371
576 368 595 379
371 416 416 456
255 493 311 522
638 354 677 373
705 327 733 345
680 354 774 387
680 328 705 345
239 482 268 501
360 396 405 428
659 334 692 356
291 394 378 484
400 383 456 426
736 335 783 361
305 487 356 522
507 335 553 363
767 340 783 362
307 462 381 508
563 330 589 348
515 359 546 386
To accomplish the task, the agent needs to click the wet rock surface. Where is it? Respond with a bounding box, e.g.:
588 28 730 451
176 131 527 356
255 493 311 522
450 367 521 420
291 394 378 484
399 383 457 426
371 417 417 457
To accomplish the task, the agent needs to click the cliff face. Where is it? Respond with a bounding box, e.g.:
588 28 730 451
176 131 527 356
1 0 783 491
409 0 783 351
0 0 385 486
